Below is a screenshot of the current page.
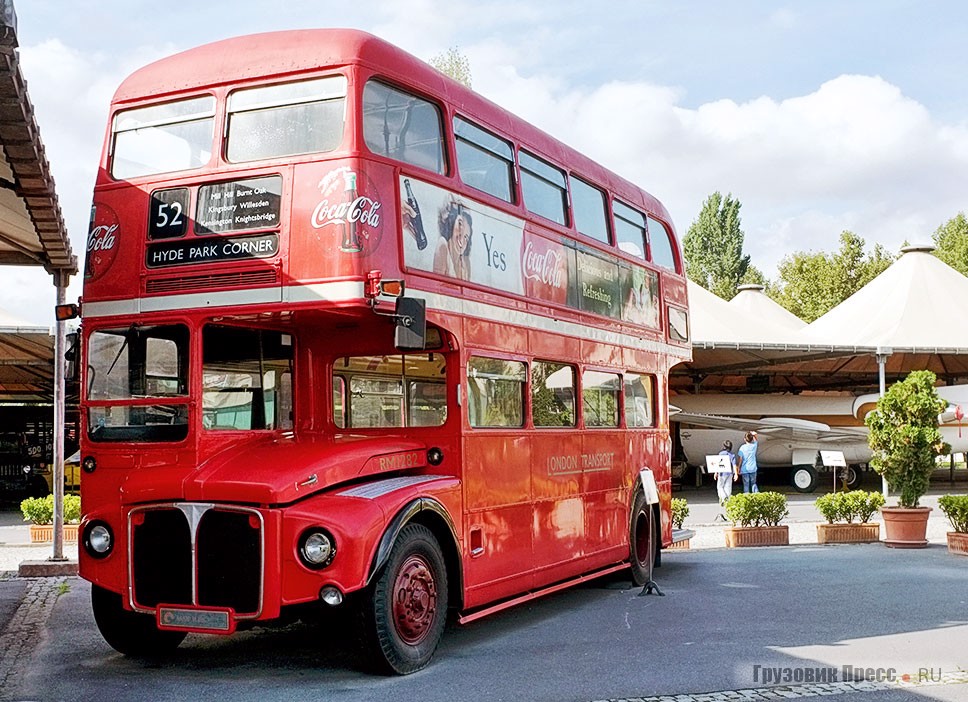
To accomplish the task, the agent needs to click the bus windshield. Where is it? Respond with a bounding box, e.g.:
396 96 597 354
86 325 190 442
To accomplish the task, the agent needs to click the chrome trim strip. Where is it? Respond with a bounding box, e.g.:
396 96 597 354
337 474 450 499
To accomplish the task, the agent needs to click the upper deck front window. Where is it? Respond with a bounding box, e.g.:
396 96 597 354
226 76 347 162
111 97 215 179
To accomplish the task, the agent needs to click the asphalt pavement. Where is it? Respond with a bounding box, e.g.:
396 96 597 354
0 476 966 701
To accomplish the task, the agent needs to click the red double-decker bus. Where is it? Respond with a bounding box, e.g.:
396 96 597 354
76 29 691 674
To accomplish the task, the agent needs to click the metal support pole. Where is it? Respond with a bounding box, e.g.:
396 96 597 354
51 271 68 562
876 347 892 502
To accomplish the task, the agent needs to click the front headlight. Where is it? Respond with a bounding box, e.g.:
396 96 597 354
298 529 336 569
83 521 114 559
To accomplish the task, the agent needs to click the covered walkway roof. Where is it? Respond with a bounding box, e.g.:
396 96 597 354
0 1 76 403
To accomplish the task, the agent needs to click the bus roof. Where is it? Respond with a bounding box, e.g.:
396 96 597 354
113 28 674 227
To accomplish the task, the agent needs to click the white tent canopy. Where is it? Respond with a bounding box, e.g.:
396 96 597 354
675 246 968 394
730 284 806 331
801 245 968 351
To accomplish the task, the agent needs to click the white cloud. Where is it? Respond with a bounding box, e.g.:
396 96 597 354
473 66 968 274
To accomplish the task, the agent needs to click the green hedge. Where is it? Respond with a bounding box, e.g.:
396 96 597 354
671 498 689 529
20 494 81 525
815 490 885 524
938 494 968 533
724 492 788 527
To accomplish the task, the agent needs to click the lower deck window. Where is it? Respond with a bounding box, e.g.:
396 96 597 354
333 353 447 429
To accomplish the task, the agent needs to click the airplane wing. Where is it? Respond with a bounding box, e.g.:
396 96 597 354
670 407 868 444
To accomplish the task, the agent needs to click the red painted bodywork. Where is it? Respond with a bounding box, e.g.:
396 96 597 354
77 29 691 633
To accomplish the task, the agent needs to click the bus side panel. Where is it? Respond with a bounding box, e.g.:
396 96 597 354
530 431 585 585
581 429 632 563
461 434 535 609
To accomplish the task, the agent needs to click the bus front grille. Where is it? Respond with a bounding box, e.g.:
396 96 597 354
130 505 263 617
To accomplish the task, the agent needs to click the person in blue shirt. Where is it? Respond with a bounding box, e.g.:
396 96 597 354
737 431 759 493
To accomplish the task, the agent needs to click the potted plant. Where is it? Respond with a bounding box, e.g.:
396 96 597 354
865 370 950 548
938 494 968 555
668 497 691 549
20 494 81 543
723 492 789 547
815 490 884 544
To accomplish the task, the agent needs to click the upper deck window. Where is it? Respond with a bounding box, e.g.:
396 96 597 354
571 177 609 244
226 76 347 162
363 81 445 174
520 151 568 226
613 201 647 260
111 96 215 179
454 117 514 203
648 216 678 271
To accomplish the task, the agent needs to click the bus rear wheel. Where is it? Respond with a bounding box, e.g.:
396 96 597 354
91 585 186 656
629 490 657 586
361 523 448 675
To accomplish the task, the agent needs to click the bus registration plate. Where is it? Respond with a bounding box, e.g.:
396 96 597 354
157 605 236 634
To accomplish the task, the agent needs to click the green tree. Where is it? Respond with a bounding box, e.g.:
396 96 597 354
429 47 472 88
683 192 757 300
932 213 968 276
769 231 893 322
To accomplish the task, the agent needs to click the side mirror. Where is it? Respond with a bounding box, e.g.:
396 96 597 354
394 297 426 350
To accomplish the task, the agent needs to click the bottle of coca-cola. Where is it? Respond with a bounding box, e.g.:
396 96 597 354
404 179 428 250
340 171 363 253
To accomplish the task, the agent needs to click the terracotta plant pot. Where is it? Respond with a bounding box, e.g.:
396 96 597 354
667 539 691 550
28 524 79 544
947 532 968 556
725 525 789 548
816 523 880 544
881 506 931 548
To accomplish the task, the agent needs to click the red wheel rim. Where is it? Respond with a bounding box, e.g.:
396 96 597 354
392 554 439 645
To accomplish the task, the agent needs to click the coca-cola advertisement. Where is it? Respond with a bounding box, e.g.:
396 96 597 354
401 176 523 294
85 203 120 281
311 167 383 254
522 233 575 307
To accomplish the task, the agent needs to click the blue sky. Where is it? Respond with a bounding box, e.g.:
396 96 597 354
5 0 968 324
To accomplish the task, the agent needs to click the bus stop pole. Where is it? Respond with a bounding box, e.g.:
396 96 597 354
51 270 68 562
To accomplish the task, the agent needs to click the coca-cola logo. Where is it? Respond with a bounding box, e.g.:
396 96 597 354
311 196 382 229
310 167 383 253
523 239 567 289
84 203 120 281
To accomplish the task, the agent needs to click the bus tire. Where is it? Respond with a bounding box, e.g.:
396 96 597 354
791 465 817 493
91 585 186 656
361 523 448 675
629 490 657 586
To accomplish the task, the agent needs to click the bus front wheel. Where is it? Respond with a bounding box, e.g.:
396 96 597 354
361 523 448 675
629 491 658 586
91 585 186 656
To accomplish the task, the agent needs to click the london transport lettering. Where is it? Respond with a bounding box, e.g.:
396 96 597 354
548 452 616 476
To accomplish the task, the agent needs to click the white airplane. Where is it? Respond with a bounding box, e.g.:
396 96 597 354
672 385 968 493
